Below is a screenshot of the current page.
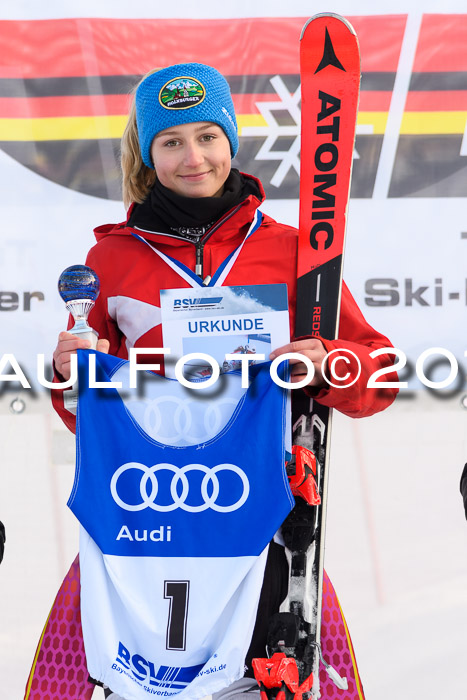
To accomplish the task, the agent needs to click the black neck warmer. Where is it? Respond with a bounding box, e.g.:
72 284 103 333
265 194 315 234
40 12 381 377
127 169 261 239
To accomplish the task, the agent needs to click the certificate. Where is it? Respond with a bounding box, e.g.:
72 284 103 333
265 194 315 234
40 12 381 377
160 284 290 379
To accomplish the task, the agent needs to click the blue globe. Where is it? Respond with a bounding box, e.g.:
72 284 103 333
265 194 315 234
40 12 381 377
58 265 100 303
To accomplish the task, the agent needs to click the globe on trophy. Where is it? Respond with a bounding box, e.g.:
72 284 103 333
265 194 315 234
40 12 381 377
58 264 100 349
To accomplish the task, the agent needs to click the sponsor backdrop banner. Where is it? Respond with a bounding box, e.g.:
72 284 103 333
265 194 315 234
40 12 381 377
0 5 466 396
1 5 467 700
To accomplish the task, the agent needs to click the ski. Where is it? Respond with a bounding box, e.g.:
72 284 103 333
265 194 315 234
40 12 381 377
253 14 361 700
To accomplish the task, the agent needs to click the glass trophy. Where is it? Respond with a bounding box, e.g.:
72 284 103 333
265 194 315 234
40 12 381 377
58 265 100 348
58 265 100 412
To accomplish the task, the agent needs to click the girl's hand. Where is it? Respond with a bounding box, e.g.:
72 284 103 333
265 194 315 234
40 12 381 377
53 331 110 380
270 339 327 389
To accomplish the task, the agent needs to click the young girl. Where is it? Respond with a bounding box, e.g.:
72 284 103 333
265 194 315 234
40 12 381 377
49 63 396 700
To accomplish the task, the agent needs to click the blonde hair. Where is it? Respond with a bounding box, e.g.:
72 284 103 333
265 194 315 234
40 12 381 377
120 70 161 208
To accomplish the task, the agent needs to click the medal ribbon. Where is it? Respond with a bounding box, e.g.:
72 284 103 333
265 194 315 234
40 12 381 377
132 210 263 288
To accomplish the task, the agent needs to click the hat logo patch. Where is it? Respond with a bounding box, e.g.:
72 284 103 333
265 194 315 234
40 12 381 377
159 77 206 110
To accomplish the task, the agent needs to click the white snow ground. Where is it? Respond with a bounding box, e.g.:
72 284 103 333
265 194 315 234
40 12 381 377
1 390 466 699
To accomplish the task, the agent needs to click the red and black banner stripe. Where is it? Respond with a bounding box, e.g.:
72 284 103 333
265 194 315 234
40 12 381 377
2 15 465 200
390 14 467 197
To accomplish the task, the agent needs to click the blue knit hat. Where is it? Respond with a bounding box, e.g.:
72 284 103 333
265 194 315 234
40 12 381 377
135 63 238 169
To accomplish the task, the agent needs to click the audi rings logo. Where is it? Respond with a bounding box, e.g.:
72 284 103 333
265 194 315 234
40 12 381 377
110 462 250 513
142 395 238 446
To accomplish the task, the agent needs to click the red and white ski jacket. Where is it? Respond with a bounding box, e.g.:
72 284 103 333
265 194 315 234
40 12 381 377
52 175 397 431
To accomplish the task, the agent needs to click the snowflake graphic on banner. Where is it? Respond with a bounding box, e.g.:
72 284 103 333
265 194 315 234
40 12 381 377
242 76 301 188
242 76 369 187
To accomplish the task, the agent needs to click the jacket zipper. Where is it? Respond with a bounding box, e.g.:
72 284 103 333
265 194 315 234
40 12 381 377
194 204 243 283
134 202 244 285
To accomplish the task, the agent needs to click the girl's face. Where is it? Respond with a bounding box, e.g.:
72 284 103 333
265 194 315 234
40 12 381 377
150 121 231 198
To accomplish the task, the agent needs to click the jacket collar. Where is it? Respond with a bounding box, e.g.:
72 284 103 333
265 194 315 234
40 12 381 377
93 173 265 249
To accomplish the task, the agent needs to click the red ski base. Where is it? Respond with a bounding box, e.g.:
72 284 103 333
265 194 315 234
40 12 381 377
24 556 94 700
24 560 365 700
